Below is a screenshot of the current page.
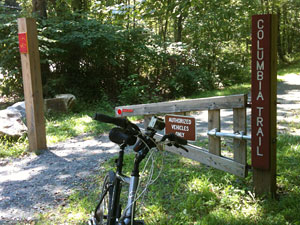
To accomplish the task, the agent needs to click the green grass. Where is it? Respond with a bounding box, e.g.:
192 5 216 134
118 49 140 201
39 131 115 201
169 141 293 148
0 136 28 158
0 101 114 158
3 54 300 159
31 113 300 225
28 58 300 225
277 54 300 76
0 83 251 159
190 83 251 99
4 56 300 224
45 111 112 144
33 132 300 225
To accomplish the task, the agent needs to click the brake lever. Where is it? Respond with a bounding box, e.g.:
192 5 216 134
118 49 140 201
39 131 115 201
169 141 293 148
163 141 189 152
174 143 189 152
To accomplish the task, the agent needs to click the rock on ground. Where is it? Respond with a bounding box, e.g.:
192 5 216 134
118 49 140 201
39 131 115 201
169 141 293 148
0 108 27 139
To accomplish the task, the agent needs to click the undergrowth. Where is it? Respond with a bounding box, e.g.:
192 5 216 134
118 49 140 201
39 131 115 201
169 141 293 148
32 132 300 225
29 61 300 225
3 58 300 225
0 100 113 158
0 83 252 159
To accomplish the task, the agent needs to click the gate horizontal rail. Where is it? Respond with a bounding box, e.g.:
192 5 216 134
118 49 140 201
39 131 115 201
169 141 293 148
116 94 247 117
115 94 249 178
207 129 251 140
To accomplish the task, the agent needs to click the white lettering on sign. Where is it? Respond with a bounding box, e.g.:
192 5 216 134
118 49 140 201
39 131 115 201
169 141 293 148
257 19 264 29
256 92 264 101
171 124 189 131
175 132 185 137
257 50 264 60
257 30 264 40
256 61 264 70
257 40 263 50
257 71 263 80
256 19 265 103
255 18 265 157
165 115 196 141
257 106 264 116
257 117 263 126
168 117 192 125
256 107 264 156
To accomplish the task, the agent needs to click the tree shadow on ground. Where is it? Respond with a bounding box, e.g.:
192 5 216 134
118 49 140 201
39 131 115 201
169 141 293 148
0 134 119 223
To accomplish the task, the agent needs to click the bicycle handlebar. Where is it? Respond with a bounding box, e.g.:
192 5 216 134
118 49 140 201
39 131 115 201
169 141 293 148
94 113 129 129
93 113 188 151
94 113 140 133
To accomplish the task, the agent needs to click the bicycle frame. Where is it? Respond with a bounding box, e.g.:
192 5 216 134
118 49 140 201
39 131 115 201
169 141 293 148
90 114 188 225
108 142 149 225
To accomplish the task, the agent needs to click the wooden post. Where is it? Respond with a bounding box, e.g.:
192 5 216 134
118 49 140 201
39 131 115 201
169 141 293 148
233 107 247 176
18 18 47 153
251 14 277 196
208 109 221 156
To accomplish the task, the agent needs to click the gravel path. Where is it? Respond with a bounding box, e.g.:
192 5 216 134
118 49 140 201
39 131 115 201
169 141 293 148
193 73 300 138
0 134 119 224
0 73 299 224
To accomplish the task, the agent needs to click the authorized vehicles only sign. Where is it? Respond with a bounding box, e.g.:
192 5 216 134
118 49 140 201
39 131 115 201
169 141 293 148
165 114 196 141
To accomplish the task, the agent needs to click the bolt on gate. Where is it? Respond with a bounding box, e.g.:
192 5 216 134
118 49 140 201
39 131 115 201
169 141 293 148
115 94 250 178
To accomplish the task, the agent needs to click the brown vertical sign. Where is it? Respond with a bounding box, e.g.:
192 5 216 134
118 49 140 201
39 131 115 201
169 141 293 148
251 14 277 195
18 18 47 153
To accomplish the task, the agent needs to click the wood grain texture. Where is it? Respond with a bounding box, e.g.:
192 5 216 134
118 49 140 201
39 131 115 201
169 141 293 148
208 109 221 156
18 18 47 152
115 94 247 117
154 132 246 177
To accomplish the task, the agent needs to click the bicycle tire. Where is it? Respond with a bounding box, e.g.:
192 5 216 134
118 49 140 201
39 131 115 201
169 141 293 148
95 171 115 225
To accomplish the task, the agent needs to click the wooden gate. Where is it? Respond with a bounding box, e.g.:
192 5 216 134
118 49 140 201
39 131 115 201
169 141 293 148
115 94 249 177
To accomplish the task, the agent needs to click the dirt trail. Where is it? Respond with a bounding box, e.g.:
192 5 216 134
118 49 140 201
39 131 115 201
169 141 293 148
193 73 300 138
0 134 119 224
277 74 300 134
0 74 299 224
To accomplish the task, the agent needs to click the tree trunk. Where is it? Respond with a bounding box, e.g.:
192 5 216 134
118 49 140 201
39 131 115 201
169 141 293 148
276 7 285 62
162 0 171 42
174 14 183 42
32 0 48 88
32 0 47 18
71 0 83 11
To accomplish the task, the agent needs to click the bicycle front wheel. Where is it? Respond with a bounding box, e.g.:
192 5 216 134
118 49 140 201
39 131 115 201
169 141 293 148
95 171 115 225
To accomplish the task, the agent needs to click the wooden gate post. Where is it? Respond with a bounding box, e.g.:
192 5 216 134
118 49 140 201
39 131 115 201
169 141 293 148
208 109 221 156
251 14 277 197
233 107 247 170
18 18 47 153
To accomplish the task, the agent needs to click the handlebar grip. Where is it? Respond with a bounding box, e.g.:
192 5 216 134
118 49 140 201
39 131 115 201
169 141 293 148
93 113 128 128
109 127 137 146
161 133 187 145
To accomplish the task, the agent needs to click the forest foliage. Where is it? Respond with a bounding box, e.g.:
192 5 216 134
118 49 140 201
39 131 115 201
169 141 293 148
1 0 300 104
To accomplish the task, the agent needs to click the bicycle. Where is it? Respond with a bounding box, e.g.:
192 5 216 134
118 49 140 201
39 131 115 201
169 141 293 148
88 113 189 225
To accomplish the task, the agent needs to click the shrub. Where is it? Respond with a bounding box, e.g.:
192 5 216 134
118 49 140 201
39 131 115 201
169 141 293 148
0 12 23 97
0 12 249 104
